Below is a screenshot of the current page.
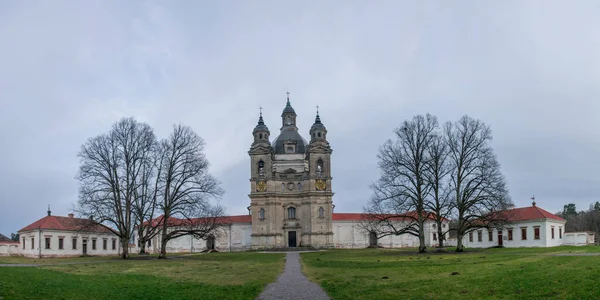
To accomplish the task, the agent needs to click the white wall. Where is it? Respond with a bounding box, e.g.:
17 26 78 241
18 229 120 258
564 232 595 246
0 242 19 256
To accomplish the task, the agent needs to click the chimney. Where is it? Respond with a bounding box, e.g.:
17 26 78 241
68 213 74 218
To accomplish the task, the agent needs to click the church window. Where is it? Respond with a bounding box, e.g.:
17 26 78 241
508 228 513 240
112 239 116 250
259 208 266 220
288 207 296 219
317 132 321 138
59 238 64 250
281 183 285 191
22 238 25 249
297 182 302 190
45 237 51 249
551 226 555 239
103 239 108 250
534 226 540 240
318 207 325 218
469 232 473 242
488 230 493 241
148 239 151 247
92 239 97 250
433 233 437 241
477 231 482 242
72 238 77 250
286 145 295 153
31 238 34 249
259 133 263 139
521 227 527 240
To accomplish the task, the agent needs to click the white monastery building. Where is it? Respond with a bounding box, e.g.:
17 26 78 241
461 201 570 248
16 208 121 258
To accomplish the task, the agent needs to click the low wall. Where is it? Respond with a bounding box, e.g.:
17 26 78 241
0 242 20 256
564 232 595 246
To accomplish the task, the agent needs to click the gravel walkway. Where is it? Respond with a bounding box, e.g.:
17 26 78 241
257 252 330 300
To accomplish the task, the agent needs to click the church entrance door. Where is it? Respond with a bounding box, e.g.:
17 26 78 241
288 231 297 247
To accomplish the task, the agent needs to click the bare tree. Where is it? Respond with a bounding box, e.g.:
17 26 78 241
132 147 162 254
76 117 156 258
445 115 512 252
157 124 224 258
424 133 452 248
365 114 438 253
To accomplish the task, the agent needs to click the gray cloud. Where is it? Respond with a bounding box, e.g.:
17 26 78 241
1 1 599 235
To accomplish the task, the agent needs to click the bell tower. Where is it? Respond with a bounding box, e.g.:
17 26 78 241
306 106 334 247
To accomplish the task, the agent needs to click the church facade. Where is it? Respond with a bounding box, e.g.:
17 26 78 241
248 95 334 249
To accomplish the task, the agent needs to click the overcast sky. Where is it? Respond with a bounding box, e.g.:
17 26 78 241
1 1 599 236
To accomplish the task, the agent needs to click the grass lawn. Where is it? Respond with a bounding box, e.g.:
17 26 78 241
0 252 285 300
302 246 600 299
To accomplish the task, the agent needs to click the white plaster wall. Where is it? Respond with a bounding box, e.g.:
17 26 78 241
18 229 120 258
564 232 595 246
461 220 566 248
0 243 19 256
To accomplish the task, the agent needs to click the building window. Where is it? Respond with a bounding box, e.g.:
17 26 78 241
58 238 64 250
443 223 446 228
469 232 473 242
477 230 482 242
559 227 562 239
488 230 493 241
92 239 97 250
148 239 151 247
433 233 437 241
45 237 51 249
534 227 540 240
31 238 34 249
72 238 77 250
112 239 117 250
508 229 513 241
297 182 302 191
521 227 527 240
259 208 266 220
103 239 108 250
432 223 436 229
288 207 296 219
22 238 25 249
281 183 285 191
551 227 555 239
318 207 325 218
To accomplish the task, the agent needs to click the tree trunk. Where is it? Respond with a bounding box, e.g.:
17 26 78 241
418 220 426 253
138 230 146 254
455 232 464 252
158 220 168 259
437 222 444 248
120 237 129 259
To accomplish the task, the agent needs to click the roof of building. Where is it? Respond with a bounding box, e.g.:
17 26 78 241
501 205 565 222
18 215 114 233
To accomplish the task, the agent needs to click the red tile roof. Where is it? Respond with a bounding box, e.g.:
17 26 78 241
18 215 114 233
501 205 565 222
0 233 18 244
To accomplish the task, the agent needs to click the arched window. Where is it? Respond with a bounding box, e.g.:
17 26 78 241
297 182 302 191
317 132 321 138
316 158 324 175
259 208 265 220
281 183 285 191
287 207 296 219
318 207 325 218
259 133 263 139
258 160 265 174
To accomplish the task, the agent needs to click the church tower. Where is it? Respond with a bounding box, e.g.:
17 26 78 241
248 93 334 249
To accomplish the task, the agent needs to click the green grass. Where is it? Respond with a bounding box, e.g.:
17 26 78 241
0 255 116 264
0 252 285 300
301 246 600 299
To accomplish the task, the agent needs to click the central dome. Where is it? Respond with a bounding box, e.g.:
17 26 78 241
271 130 308 154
